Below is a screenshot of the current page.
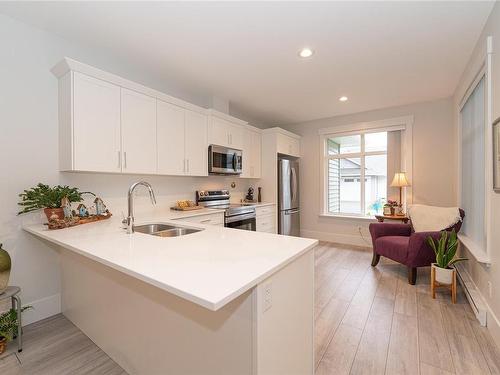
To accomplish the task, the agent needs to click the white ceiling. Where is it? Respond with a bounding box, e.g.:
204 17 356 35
0 1 494 125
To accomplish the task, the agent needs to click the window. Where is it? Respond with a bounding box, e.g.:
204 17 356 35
325 132 388 216
460 76 486 250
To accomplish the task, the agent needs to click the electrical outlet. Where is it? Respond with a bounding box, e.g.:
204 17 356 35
488 281 493 298
263 282 272 312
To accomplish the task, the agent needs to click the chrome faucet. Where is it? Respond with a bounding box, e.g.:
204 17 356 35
126 181 157 234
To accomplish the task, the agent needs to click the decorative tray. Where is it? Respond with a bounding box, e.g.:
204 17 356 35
170 206 203 211
46 213 112 230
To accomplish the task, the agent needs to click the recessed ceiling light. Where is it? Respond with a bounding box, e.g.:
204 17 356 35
339 96 348 102
298 48 314 58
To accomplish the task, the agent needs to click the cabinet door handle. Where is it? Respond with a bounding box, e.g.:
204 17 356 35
200 219 211 223
230 133 233 144
124 151 127 169
187 159 190 173
117 151 121 169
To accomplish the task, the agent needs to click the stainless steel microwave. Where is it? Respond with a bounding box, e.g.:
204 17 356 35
208 145 242 175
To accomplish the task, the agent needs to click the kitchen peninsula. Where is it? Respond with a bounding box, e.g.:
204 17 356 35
24 214 317 375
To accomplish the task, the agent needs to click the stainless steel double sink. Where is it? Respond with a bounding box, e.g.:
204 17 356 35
133 223 203 237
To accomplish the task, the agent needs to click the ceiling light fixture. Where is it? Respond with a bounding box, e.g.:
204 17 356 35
298 48 314 58
339 96 348 102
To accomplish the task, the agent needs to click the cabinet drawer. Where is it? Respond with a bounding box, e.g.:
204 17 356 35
256 205 276 216
175 213 224 226
256 215 276 233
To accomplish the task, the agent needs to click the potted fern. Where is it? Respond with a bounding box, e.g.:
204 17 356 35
0 306 31 354
18 183 90 221
427 229 467 284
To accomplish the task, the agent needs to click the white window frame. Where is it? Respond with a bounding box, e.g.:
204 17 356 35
318 116 413 219
456 36 493 265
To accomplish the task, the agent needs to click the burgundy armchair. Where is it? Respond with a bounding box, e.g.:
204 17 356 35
369 209 465 284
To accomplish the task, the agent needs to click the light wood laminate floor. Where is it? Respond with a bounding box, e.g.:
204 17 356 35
314 241 500 375
0 314 126 374
1 242 500 374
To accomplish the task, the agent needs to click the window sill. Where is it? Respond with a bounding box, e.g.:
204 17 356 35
458 234 491 265
319 213 377 221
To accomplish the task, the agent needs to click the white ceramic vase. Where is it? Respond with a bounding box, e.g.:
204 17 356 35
432 263 454 285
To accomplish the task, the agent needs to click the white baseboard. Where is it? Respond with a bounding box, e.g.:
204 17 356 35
22 293 61 326
300 229 372 249
455 264 500 347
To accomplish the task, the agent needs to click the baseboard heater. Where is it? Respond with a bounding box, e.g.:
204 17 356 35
455 262 487 326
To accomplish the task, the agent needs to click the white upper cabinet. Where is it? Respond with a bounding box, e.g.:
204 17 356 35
208 116 244 150
72 72 121 172
157 100 208 176
157 100 185 175
251 130 262 178
276 133 300 157
53 58 254 177
241 128 262 178
184 110 208 176
121 89 157 174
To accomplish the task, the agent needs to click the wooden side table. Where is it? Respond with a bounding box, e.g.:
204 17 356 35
375 214 409 224
0 286 23 352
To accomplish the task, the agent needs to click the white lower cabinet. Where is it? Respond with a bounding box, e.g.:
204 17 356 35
256 205 276 233
174 212 224 226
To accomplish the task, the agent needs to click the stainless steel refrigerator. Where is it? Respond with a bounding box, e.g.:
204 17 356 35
278 158 300 236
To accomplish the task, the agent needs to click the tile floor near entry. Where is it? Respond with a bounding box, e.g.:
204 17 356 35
1 242 500 374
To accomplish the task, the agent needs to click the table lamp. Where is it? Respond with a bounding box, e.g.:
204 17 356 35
390 172 410 207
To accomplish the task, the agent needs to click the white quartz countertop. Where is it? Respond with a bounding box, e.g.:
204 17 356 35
24 212 316 311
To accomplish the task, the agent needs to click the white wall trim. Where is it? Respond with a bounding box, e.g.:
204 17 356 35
301 229 372 249
318 115 414 216
317 115 414 135
22 293 61 326
455 262 500 348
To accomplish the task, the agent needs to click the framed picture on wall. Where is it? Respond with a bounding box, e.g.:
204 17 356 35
494 116 500 192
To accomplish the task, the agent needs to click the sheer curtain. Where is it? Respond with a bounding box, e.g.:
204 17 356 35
460 76 486 250
386 130 401 202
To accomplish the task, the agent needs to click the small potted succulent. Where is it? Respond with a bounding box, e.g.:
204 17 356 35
18 183 90 221
384 200 399 215
427 229 467 284
0 306 32 354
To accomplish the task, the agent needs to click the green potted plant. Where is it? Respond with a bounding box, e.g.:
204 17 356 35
18 183 89 220
0 306 31 354
427 229 467 284
0 244 11 294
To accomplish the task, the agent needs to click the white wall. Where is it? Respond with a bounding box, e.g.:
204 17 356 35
0 14 253 323
453 1 500 346
281 98 456 247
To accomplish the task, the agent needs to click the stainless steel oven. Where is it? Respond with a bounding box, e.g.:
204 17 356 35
208 145 242 175
225 211 256 231
196 189 256 231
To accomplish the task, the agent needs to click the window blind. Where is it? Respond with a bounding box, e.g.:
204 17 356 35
460 76 486 250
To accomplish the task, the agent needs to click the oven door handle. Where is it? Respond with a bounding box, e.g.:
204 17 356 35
225 212 256 224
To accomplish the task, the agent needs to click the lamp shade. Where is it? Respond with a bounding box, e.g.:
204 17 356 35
390 172 410 187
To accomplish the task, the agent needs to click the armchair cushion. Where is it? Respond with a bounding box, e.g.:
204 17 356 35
374 236 410 264
369 223 412 242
